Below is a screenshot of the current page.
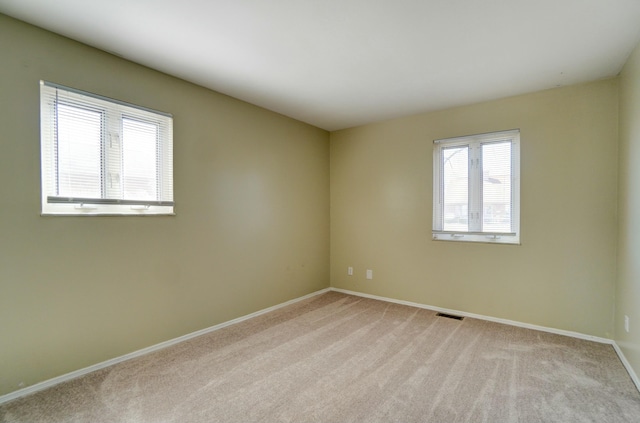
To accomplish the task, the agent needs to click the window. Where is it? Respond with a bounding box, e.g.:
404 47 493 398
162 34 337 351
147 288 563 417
40 81 174 215
432 129 520 244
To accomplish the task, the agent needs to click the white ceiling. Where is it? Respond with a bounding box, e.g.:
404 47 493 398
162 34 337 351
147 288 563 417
2 0 640 131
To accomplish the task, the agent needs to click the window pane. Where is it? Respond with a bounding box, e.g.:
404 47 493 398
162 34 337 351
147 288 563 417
57 103 102 198
122 118 158 201
482 142 511 233
442 146 468 231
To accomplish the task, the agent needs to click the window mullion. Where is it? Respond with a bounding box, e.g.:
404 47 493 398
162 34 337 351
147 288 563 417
469 143 482 232
100 111 107 199
104 111 122 200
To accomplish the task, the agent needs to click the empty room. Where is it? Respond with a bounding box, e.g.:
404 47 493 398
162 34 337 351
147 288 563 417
1 0 640 421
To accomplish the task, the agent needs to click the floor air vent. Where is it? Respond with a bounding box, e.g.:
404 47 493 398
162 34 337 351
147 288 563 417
436 312 464 321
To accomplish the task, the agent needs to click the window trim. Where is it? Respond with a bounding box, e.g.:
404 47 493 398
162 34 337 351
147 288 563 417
40 81 174 216
432 129 520 245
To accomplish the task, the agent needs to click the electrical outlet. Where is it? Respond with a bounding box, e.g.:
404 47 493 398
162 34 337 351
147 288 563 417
625 315 630 333
347 266 353 276
366 269 373 280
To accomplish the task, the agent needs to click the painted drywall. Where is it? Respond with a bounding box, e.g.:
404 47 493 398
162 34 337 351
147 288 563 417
330 79 619 338
617 40 640 380
0 14 329 396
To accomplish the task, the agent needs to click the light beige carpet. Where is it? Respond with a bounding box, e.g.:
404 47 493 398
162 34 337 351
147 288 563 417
1 292 640 422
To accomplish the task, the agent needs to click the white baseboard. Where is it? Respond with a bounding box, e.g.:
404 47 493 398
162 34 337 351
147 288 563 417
612 342 640 392
2 286 638 405
330 287 640 392
330 288 611 343
0 288 330 405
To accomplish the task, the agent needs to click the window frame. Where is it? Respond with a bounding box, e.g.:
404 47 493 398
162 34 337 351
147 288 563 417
432 129 520 244
40 81 174 216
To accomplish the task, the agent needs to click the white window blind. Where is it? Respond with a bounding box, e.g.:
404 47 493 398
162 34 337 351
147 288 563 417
433 129 520 244
122 118 159 201
40 81 174 215
57 103 103 198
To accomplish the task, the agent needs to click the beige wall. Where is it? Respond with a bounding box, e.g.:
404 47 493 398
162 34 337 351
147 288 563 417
617 40 640 378
1 10 635 400
0 15 329 396
331 79 619 338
